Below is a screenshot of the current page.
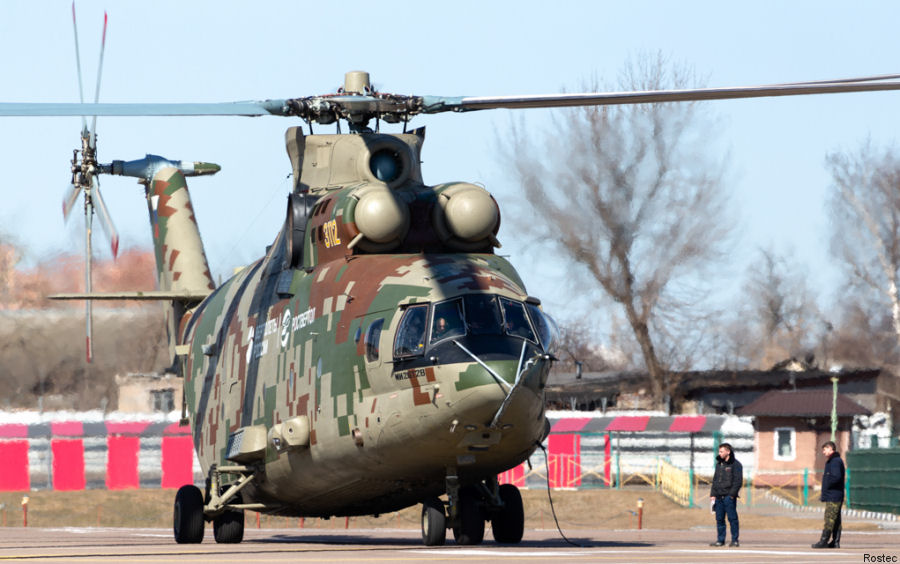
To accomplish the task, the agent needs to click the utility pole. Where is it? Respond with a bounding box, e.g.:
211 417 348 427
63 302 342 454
830 376 839 442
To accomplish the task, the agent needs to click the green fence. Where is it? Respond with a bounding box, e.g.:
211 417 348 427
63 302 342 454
847 447 900 515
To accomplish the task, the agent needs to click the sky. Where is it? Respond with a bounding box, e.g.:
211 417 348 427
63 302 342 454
3 1 900 328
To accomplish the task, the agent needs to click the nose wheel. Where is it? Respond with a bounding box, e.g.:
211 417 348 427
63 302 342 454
421 497 447 546
452 485 485 545
419 471 525 546
491 484 524 543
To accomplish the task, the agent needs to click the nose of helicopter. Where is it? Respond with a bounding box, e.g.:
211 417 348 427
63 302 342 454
421 351 551 467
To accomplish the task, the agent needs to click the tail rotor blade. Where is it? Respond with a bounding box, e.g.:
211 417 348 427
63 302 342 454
92 179 119 258
71 1 87 135
88 11 107 149
62 183 82 221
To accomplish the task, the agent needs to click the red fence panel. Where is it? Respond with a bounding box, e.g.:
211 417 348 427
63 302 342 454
0 441 30 491
161 435 194 488
51 439 85 491
498 463 526 487
548 434 581 487
106 436 140 489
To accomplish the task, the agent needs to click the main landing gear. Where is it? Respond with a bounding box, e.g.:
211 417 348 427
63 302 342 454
172 463 259 544
419 472 525 546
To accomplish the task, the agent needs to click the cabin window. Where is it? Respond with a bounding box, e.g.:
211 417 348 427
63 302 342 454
526 303 559 354
365 318 384 362
463 294 503 335
394 305 428 358
774 427 796 461
499 297 536 342
431 299 465 343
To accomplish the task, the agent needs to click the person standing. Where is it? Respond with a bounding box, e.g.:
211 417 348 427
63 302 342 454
812 441 845 549
709 443 743 547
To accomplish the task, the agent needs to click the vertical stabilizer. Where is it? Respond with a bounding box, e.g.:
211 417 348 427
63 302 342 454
146 167 215 367
146 167 215 294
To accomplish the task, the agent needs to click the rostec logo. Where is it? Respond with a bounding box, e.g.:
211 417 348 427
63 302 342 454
280 308 292 348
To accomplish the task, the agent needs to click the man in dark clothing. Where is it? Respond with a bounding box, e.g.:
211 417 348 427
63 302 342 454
813 441 845 549
709 443 742 547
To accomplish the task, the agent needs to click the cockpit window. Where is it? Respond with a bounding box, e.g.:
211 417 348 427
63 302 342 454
393 305 428 358
464 294 503 335
365 318 384 362
526 303 559 354
431 299 465 343
499 297 537 342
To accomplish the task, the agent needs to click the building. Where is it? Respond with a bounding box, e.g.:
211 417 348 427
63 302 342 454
546 366 898 421
115 372 181 413
736 389 869 484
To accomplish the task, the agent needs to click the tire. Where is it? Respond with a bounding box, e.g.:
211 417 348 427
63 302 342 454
491 484 524 544
421 497 446 546
452 486 484 545
173 485 205 544
213 490 244 544
213 508 244 543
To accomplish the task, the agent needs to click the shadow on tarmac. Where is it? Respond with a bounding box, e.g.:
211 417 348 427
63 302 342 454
255 533 651 549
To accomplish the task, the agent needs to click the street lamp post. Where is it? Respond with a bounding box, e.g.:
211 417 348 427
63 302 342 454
830 376 839 442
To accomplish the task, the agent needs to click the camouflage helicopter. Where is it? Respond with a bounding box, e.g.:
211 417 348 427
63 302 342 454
6 57 900 546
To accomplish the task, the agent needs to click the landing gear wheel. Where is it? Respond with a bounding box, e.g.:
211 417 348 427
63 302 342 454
213 492 244 544
452 486 484 545
173 484 205 544
491 484 524 543
421 497 447 546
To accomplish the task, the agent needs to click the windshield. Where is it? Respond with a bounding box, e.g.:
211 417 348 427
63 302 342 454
526 302 559 354
393 296 553 358
464 294 503 335
394 305 428 357
431 299 465 343
500 297 537 342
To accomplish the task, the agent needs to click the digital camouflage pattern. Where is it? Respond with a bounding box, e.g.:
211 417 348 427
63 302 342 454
824 501 842 535
151 128 555 518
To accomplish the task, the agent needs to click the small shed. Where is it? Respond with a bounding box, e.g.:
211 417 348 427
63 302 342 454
737 389 870 483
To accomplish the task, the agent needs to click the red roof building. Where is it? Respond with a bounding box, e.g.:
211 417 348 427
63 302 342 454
737 390 870 483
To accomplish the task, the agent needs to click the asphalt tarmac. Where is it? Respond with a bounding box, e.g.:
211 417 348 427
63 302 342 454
0 527 897 563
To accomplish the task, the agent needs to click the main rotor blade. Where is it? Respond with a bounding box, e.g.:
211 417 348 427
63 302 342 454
421 79 900 113
62 182 82 221
92 179 119 258
88 11 107 149
5 72 900 120
0 100 290 117
780 73 900 85
71 1 87 134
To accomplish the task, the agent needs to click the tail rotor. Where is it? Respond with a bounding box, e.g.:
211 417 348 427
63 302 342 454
66 3 116 363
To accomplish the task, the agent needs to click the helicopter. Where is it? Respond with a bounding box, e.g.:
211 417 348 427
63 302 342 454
7 20 900 544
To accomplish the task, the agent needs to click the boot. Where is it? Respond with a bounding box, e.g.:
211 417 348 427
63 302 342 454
811 530 830 549
827 523 841 548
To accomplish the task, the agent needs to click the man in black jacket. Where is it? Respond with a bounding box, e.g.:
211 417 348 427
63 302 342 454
709 443 742 547
813 441 845 549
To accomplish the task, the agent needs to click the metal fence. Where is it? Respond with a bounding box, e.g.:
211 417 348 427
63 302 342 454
847 447 900 515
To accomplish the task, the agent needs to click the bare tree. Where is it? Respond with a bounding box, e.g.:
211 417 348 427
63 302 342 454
551 319 617 375
827 142 900 353
828 295 900 368
502 53 732 406
742 247 821 368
